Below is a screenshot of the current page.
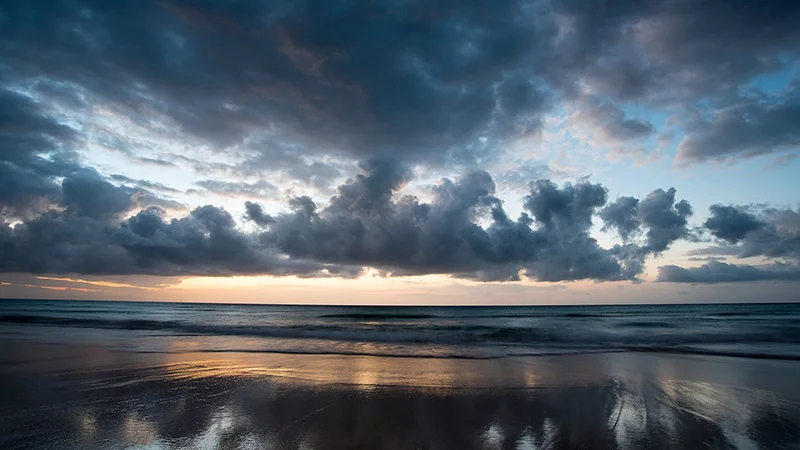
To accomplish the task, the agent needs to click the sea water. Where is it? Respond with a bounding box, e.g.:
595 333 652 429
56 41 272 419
1 300 798 360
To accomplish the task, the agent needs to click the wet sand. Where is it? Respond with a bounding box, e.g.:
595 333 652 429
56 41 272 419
1 342 799 449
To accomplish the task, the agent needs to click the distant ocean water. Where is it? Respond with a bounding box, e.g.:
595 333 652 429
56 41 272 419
1 300 799 360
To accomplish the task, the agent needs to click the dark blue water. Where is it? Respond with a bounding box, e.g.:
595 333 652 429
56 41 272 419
1 299 799 359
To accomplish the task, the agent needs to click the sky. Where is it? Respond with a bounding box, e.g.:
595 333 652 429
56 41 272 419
1 0 799 304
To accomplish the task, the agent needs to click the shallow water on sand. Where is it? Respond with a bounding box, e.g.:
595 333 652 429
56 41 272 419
1 300 800 449
1 341 799 449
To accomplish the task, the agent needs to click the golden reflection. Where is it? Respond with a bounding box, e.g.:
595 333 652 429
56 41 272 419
148 349 564 390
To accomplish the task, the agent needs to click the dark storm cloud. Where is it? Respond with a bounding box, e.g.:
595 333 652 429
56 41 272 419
62 170 186 217
0 89 186 221
61 171 139 220
0 203 358 277
243 201 275 227
676 89 800 164
239 162 691 282
0 0 550 166
549 0 800 97
2 0 799 168
638 188 693 253
658 204 800 284
657 261 800 283
2 0 800 282
704 205 763 244
0 87 190 220
0 89 81 217
600 188 693 252
0 87 184 221
694 205 800 261
600 197 640 241
1 158 694 280
539 0 800 162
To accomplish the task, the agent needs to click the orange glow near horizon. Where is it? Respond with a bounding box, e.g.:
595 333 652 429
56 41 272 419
36 276 160 290
169 270 466 291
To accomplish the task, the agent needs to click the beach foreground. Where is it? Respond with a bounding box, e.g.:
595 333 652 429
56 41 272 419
1 341 799 450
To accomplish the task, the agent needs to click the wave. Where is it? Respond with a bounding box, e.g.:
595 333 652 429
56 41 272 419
706 311 756 317
129 345 800 362
560 313 602 318
319 313 438 320
0 314 564 345
632 346 800 361
618 321 678 328
4 313 800 366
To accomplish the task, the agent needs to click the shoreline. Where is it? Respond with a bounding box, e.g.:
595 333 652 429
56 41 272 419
1 340 800 449
4 340 800 391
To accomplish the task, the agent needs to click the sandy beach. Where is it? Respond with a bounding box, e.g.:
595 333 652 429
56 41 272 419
1 340 799 449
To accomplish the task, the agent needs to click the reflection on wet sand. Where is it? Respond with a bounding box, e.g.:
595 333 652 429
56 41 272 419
0 343 799 449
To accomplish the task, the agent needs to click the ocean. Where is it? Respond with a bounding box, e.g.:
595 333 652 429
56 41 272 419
1 299 798 360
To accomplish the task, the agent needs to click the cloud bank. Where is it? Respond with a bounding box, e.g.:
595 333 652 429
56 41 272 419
2 158 697 282
1 0 799 286
2 0 799 174
658 204 800 283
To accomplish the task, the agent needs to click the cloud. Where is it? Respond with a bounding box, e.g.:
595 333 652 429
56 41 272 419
244 201 275 227
600 197 640 241
0 88 184 221
657 261 800 283
61 171 141 220
110 174 182 194
704 205 763 244
194 180 278 198
36 276 156 290
0 204 358 277
549 0 800 101
661 204 800 283
676 89 800 164
0 89 81 217
0 0 552 168
692 205 800 261
246 162 690 282
62 170 185 218
568 97 654 153
2 0 799 174
637 188 693 253
687 256 727 262
1 158 693 282
135 157 177 167
685 246 744 257
2 0 800 285
601 188 693 252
